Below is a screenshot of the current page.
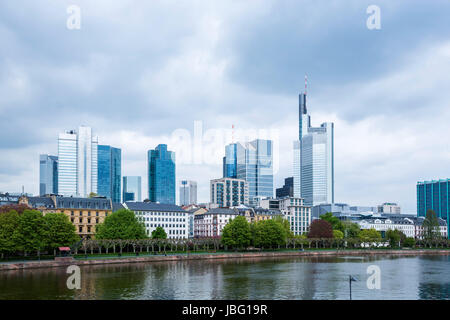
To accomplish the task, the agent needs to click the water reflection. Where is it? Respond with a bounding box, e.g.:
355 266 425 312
0 255 448 300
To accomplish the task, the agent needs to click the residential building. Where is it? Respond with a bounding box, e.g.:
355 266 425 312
279 197 311 236
276 177 294 198
179 180 197 206
358 217 416 238
413 216 448 239
125 201 188 239
210 177 248 208
417 179 450 238
19 195 112 238
97 145 121 203
39 154 58 195
294 92 334 206
225 139 273 206
183 206 207 238
123 176 142 202
194 208 238 238
378 202 401 214
148 144 176 204
58 126 98 197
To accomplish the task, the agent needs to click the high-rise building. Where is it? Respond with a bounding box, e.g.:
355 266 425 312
210 177 248 208
276 177 294 198
39 154 58 195
223 143 237 178
148 144 176 204
97 145 121 203
294 92 334 206
58 126 98 197
417 179 450 238
224 139 273 206
123 176 142 202
179 180 197 206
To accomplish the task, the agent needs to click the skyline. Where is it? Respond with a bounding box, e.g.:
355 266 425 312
1 1 450 212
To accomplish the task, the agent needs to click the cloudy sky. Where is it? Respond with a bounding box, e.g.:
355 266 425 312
1 0 449 212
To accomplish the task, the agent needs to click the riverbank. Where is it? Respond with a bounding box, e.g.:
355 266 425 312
1 249 449 271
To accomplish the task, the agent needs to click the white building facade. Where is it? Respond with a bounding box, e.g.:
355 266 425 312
194 208 238 238
210 177 248 208
58 126 98 197
279 197 311 236
125 202 188 239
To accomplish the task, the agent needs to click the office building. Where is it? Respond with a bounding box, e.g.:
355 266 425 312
148 144 176 204
210 177 248 208
179 180 197 206
123 176 142 202
125 201 188 239
276 177 294 198
294 92 334 206
97 145 121 203
279 197 311 236
417 179 450 238
39 154 58 195
378 202 401 214
57 126 98 197
224 139 273 206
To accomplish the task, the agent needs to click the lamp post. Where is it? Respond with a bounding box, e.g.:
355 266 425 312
349 275 357 300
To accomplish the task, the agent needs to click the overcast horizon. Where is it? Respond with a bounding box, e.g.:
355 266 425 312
1 0 450 213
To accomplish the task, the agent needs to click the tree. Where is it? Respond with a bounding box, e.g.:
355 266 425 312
96 209 147 240
320 212 343 232
44 213 79 254
13 210 48 256
222 216 252 249
0 210 20 258
0 204 30 215
88 192 98 198
333 230 344 239
386 229 406 248
422 209 440 240
273 216 294 238
341 221 361 238
308 219 333 238
404 237 416 248
152 226 167 239
358 228 381 242
253 219 286 248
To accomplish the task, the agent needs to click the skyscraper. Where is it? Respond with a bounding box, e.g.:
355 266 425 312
294 92 334 206
179 180 197 206
58 126 98 197
39 154 58 195
97 145 121 203
123 176 142 202
225 139 273 206
148 144 176 204
417 179 450 239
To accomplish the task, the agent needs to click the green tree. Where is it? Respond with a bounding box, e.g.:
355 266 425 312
0 204 30 215
253 219 286 248
44 213 79 255
403 237 416 248
96 209 147 239
320 212 343 232
151 226 167 239
88 192 98 198
222 216 252 249
341 221 361 238
386 229 406 248
333 230 344 239
358 228 381 242
422 209 440 240
0 210 20 258
13 210 48 256
273 216 293 238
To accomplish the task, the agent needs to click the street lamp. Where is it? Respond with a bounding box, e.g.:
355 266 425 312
349 275 358 300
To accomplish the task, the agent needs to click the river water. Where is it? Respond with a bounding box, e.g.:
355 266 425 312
0 254 449 300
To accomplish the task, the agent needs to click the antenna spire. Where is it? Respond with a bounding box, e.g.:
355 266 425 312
232 124 235 143
304 74 308 95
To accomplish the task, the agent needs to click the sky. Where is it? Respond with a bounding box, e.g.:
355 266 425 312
0 0 449 213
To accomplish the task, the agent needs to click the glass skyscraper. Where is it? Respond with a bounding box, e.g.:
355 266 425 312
417 179 450 238
148 144 176 204
225 139 273 206
123 176 142 202
179 180 197 206
58 126 98 197
294 93 334 206
39 154 58 195
97 145 121 203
